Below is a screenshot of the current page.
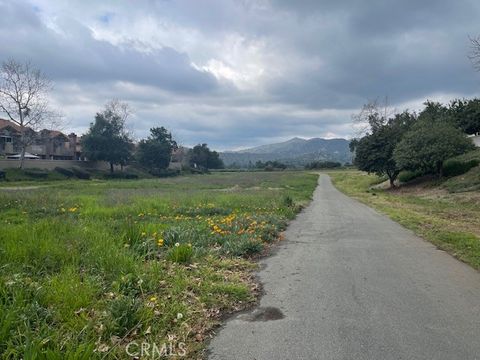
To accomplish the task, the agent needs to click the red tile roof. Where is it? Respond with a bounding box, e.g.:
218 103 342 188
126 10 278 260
0 118 22 132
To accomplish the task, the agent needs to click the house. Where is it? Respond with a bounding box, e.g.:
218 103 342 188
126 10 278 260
0 118 82 160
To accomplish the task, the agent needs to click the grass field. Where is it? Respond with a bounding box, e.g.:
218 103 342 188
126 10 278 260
0 171 318 359
329 170 480 270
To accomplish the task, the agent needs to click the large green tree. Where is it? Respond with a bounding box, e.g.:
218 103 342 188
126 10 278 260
448 98 480 135
394 121 474 177
355 111 416 187
188 144 224 170
82 100 134 172
137 127 177 171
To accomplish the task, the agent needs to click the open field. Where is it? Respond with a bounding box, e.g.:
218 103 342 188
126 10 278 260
0 171 318 359
329 170 480 269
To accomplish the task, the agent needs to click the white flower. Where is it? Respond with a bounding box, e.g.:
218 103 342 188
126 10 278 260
176 313 183 320
175 242 180 247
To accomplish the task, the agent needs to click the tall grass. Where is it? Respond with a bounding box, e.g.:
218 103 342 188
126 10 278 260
0 171 317 358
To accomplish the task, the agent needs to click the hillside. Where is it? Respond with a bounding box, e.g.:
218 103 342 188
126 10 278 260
221 137 352 167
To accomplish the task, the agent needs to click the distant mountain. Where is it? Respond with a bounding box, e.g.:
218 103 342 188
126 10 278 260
220 137 352 167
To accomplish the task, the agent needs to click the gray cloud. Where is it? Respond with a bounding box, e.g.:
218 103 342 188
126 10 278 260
0 0 479 150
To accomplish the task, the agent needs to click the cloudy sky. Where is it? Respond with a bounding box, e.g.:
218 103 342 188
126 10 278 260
1 0 479 150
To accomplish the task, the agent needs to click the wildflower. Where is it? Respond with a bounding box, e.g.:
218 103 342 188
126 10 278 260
157 239 164 246
175 242 180 247
177 313 183 320
188 243 192 247
68 207 77 212
141 232 146 237
149 296 157 302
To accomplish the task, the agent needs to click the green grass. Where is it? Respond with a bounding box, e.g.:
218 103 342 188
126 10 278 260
0 171 317 359
329 170 480 270
441 149 480 192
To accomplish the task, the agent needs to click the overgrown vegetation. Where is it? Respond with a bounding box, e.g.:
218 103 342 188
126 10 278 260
329 170 480 270
0 171 317 358
351 98 479 186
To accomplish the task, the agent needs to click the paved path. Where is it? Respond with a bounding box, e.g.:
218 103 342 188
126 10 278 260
208 175 480 360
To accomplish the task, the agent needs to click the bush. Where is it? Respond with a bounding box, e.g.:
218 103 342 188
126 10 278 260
443 159 480 177
54 167 74 178
103 172 139 180
23 169 48 179
0 170 5 180
149 168 180 177
71 167 91 180
398 170 423 183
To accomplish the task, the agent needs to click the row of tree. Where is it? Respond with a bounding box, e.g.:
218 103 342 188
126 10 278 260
82 101 224 174
0 59 223 173
351 98 478 187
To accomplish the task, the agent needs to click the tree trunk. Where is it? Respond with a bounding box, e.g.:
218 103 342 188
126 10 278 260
19 126 25 169
437 162 443 178
110 162 114 173
389 176 396 188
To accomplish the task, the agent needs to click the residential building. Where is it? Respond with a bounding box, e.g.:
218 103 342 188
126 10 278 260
0 118 82 160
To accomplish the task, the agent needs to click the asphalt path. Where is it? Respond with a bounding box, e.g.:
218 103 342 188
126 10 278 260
208 174 480 360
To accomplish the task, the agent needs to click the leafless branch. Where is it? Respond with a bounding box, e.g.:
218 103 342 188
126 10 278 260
352 96 395 136
468 35 480 71
0 59 58 167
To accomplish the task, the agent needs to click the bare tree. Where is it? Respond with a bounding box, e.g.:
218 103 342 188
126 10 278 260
352 96 395 136
469 35 480 71
0 59 58 168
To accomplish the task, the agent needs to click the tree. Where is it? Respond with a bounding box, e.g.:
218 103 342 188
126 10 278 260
418 101 450 124
448 98 480 135
0 59 58 168
469 35 480 72
137 127 178 171
82 100 134 172
355 111 416 187
188 144 224 170
352 97 394 136
394 121 474 177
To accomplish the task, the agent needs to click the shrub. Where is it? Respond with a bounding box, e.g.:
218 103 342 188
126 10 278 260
54 167 74 178
24 169 48 179
0 170 5 180
166 243 193 263
443 159 480 177
149 168 180 177
70 167 91 180
398 170 423 183
104 172 139 180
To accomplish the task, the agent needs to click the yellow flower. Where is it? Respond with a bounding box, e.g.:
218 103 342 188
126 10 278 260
149 296 157 302
141 232 146 237
157 239 164 246
68 207 77 212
